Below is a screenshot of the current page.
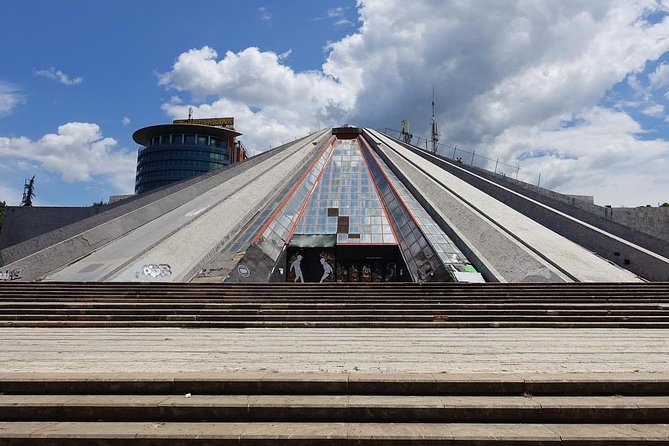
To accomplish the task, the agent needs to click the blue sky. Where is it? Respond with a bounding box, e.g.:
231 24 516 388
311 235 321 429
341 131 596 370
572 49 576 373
1 1 668 207
0 0 358 206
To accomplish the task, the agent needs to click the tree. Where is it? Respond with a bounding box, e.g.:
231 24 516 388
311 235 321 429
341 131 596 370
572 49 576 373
661 202 669 208
91 200 105 207
21 175 35 207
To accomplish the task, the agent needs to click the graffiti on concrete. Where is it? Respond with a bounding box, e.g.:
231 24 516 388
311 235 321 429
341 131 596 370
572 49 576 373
0 269 22 281
140 264 172 278
237 264 250 278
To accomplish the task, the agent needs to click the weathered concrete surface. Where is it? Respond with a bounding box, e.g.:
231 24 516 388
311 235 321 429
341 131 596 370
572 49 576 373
0 132 326 268
0 328 666 374
109 133 330 282
0 421 667 442
367 133 568 282
372 130 669 281
0 207 100 252
1 130 330 282
369 130 643 283
443 160 669 254
45 132 330 282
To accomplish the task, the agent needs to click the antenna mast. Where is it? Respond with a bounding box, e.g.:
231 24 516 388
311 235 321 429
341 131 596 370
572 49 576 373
430 85 439 154
400 119 412 144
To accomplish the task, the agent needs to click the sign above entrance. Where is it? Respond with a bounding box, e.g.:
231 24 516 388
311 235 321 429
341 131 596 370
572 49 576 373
173 117 234 127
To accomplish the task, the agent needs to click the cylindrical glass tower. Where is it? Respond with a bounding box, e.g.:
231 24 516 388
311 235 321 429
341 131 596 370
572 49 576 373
133 121 244 194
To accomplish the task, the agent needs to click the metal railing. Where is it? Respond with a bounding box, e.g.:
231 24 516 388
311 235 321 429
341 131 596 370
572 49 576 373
382 128 520 179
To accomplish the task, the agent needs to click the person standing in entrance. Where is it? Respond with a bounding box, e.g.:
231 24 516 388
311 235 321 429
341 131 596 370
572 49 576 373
320 257 333 283
290 255 304 283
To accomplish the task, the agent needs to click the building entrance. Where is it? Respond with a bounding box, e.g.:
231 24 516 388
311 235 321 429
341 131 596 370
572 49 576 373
286 241 408 283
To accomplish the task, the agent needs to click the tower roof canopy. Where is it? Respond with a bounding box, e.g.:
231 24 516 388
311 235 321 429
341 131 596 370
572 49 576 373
132 123 242 145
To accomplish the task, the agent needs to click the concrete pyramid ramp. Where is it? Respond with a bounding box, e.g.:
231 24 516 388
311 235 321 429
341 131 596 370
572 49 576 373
0 130 331 282
1 127 667 283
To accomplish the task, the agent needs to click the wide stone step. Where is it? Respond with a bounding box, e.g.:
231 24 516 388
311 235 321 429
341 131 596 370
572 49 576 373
2 301 667 307
0 283 667 328
2 320 669 328
0 308 669 318
1 283 668 298
3 373 668 396
1 314 668 323
0 421 667 444
0 394 666 423
5 290 660 295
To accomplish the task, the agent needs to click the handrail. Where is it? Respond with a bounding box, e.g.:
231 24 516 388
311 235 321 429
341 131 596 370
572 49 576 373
382 128 520 179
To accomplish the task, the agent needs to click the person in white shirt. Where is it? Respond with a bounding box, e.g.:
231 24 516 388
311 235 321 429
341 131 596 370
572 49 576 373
290 255 304 283
320 257 333 283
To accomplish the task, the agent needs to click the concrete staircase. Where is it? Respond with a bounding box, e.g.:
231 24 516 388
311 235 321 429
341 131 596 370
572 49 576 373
0 282 668 328
0 373 667 444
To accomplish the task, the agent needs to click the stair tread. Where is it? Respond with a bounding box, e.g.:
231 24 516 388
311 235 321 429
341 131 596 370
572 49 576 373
2 394 667 408
0 421 667 441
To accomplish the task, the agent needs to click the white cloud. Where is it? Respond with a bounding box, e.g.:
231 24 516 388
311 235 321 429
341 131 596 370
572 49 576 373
158 46 353 152
327 7 348 18
162 98 316 155
0 181 23 206
158 1 669 205
0 123 135 193
258 6 271 21
0 81 24 116
35 67 83 86
326 1 669 142
649 62 669 90
327 7 354 26
121 116 131 126
642 103 666 118
490 107 669 206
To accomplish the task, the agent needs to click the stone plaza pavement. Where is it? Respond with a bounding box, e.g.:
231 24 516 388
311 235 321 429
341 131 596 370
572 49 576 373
1 327 667 374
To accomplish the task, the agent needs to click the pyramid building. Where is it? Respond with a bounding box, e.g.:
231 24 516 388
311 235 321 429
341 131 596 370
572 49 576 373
1 126 668 283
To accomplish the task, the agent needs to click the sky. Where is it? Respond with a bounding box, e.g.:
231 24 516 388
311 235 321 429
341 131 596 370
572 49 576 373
1 0 668 208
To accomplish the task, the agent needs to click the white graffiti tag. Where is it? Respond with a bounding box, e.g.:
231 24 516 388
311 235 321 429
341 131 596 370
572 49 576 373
141 264 172 278
0 269 21 281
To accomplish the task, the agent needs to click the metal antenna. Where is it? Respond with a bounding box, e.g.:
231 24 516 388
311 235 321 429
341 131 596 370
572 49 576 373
430 85 439 154
401 119 412 144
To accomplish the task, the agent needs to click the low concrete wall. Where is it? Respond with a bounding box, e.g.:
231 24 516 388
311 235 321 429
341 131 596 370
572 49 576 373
0 207 101 252
455 160 669 244
608 207 669 242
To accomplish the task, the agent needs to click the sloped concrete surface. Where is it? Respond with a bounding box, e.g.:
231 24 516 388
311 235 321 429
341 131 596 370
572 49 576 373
369 129 643 282
1 130 330 282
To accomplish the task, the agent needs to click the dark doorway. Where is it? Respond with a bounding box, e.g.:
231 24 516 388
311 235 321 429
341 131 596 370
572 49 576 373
286 242 409 283
334 245 409 283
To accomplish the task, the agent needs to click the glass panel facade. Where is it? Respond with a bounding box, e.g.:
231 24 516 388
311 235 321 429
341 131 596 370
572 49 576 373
356 140 444 281
245 134 478 282
135 131 232 194
365 144 474 270
255 139 337 261
293 139 397 245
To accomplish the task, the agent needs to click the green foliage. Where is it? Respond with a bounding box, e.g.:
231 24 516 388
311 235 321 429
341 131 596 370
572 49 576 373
661 202 669 208
91 200 105 207
21 175 35 207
